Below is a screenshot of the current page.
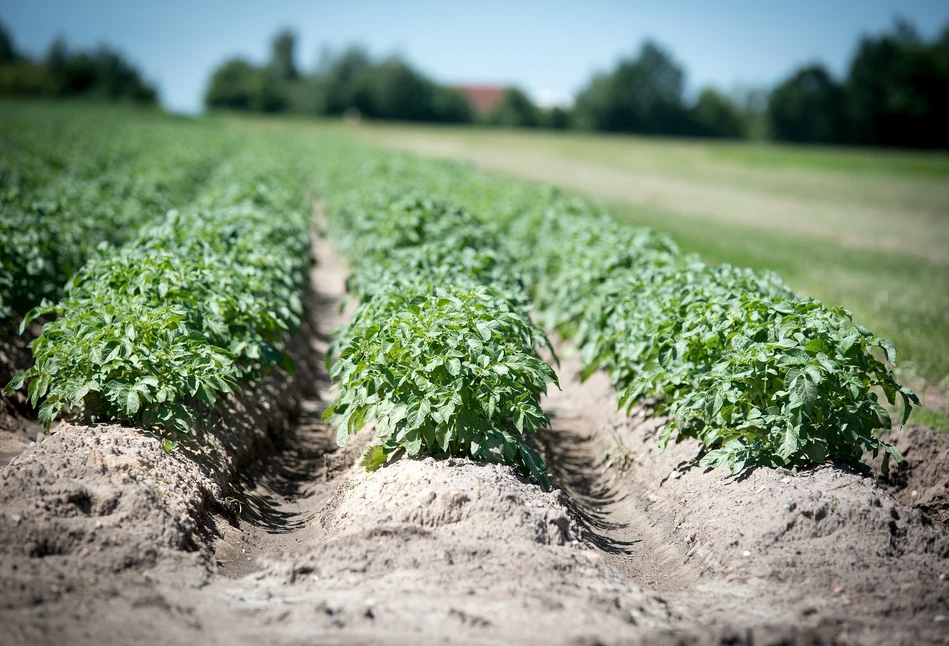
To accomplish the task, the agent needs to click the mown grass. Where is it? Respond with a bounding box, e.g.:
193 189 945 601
706 143 949 178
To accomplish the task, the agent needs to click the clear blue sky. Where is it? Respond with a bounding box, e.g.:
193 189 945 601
1 0 947 113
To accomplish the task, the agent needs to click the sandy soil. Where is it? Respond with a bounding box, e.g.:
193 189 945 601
0 234 947 645
879 427 949 526
0 320 42 463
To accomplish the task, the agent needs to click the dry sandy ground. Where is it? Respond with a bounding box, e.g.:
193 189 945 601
0 321 41 463
0 234 947 645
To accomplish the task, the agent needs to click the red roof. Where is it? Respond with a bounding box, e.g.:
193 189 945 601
453 85 507 115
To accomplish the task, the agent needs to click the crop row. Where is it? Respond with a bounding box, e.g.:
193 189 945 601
321 190 558 487
0 106 232 322
5 149 311 434
316 147 918 475
507 200 916 473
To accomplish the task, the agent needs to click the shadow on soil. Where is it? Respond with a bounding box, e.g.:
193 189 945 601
536 425 641 554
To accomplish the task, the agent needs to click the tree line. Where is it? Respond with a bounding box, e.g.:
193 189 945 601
0 21 157 104
205 19 949 149
1 15 946 149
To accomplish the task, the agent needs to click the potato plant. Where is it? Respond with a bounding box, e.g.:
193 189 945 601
0 107 229 322
313 144 919 476
323 190 557 487
5 153 311 433
492 189 918 475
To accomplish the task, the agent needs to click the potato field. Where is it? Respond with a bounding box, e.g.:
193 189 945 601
1 102 947 645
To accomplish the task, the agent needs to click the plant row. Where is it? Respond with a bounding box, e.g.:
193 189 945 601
5 151 312 434
318 146 918 476
321 190 558 487
505 200 916 474
0 106 232 322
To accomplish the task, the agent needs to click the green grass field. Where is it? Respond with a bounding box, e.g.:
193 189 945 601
300 121 949 419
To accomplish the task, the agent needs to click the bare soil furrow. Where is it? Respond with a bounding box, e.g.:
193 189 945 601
540 340 949 645
2 231 948 645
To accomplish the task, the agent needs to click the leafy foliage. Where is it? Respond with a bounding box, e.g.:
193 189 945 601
0 105 229 321
313 144 919 476
5 149 311 434
323 190 557 487
0 26 158 103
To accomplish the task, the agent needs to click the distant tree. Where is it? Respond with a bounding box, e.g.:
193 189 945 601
365 57 432 119
0 22 46 97
0 61 48 96
205 58 262 110
691 88 745 138
86 48 158 102
767 64 845 144
573 41 690 135
287 77 327 115
486 87 540 128
429 85 474 123
321 46 374 114
543 105 571 130
0 19 18 63
731 86 769 140
44 37 68 74
311 48 471 123
844 18 949 148
270 29 298 81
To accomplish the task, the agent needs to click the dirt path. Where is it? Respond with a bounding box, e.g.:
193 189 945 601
1 233 947 645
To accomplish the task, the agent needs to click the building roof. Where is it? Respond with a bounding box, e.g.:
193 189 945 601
452 85 507 115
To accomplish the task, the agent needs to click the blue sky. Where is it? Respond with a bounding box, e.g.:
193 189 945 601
1 0 947 113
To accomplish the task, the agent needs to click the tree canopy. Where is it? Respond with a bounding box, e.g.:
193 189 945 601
0 20 157 104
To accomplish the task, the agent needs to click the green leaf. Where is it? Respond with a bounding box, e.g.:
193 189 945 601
870 402 891 429
336 421 351 447
447 357 461 376
518 443 550 491
403 430 423 456
360 445 388 472
4 371 27 394
776 424 799 460
877 338 897 365
125 389 140 416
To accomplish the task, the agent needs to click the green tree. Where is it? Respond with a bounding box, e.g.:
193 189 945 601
573 41 690 134
767 65 845 144
691 88 745 138
204 58 284 112
270 29 298 81
429 85 474 123
321 47 374 115
845 19 949 148
543 106 571 130
0 19 18 63
45 37 68 74
486 87 540 128
366 57 432 120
